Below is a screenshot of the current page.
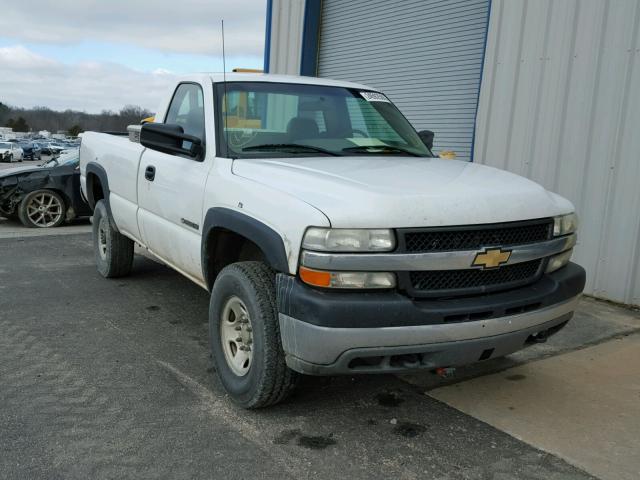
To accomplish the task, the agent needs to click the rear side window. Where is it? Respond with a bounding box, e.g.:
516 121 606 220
165 83 205 141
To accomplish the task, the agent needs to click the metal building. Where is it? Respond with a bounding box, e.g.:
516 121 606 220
264 0 640 306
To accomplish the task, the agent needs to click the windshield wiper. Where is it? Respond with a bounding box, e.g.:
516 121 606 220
342 145 422 157
242 143 340 156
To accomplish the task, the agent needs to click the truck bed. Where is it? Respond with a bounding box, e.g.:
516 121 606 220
79 130 145 240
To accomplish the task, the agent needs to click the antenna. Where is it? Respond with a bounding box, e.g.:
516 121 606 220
221 20 230 159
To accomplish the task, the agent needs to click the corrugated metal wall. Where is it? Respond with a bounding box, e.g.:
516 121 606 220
266 0 306 75
475 0 640 305
316 0 491 161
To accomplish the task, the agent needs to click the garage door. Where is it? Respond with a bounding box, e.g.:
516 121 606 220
317 0 491 161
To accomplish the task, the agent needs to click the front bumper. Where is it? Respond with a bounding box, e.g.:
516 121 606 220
276 263 585 375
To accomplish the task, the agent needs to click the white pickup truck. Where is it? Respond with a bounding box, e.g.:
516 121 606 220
80 73 585 408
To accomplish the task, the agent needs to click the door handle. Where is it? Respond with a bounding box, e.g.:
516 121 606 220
145 165 156 181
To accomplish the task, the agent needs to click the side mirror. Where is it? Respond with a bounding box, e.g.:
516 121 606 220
418 130 435 151
140 123 203 159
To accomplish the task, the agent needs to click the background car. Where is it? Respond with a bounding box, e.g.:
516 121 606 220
0 149 90 227
18 142 42 161
0 142 24 163
35 142 64 159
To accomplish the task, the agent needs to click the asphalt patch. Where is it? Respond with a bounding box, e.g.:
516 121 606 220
394 422 427 438
274 429 336 450
297 435 336 450
376 392 405 407
273 429 302 445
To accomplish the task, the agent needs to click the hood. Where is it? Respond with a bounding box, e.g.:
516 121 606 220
231 157 574 228
0 148 11 154
0 165 45 178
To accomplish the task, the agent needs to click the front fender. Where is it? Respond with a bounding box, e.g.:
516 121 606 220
201 208 289 290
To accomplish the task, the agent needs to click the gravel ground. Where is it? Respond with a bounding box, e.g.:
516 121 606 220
0 232 596 479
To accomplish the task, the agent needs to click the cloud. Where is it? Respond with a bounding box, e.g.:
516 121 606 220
0 45 57 68
0 46 178 113
0 0 266 57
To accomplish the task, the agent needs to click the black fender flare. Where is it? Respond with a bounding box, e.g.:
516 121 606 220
85 162 114 216
201 208 289 290
85 162 109 210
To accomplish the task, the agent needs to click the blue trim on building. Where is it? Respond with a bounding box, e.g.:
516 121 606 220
300 0 322 76
263 0 273 73
470 0 492 162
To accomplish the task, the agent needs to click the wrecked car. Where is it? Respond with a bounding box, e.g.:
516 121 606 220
0 149 91 228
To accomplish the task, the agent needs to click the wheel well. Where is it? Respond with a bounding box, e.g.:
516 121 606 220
87 172 104 208
204 228 266 290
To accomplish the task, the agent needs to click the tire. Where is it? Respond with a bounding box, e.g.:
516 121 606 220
8 155 13 163
92 200 134 278
209 262 298 408
18 189 66 228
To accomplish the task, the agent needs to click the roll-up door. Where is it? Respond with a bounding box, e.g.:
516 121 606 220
317 0 491 160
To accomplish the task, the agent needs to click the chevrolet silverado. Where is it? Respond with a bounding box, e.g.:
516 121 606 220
79 73 585 408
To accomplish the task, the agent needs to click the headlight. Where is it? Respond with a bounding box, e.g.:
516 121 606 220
299 266 396 289
546 249 573 273
302 227 395 252
553 213 578 236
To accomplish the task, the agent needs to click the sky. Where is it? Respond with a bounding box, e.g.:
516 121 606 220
0 0 266 113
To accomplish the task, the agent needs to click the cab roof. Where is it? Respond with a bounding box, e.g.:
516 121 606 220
151 73 382 125
184 72 377 92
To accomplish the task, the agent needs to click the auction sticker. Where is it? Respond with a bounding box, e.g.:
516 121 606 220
360 91 390 102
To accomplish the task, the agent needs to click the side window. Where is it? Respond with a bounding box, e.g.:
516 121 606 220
165 83 205 141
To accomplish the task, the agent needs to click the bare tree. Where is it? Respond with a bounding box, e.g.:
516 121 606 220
0 102 153 134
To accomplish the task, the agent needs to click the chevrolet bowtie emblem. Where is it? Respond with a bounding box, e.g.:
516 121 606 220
472 248 512 269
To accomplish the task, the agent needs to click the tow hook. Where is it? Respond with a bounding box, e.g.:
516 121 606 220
528 331 549 343
434 367 456 378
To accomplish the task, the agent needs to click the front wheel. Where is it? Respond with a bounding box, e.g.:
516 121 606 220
209 262 298 408
92 200 134 278
18 189 66 228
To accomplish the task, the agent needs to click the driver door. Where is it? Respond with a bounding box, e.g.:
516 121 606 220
137 82 211 284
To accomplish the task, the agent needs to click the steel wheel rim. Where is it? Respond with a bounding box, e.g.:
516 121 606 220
220 296 253 376
98 218 108 260
26 192 62 227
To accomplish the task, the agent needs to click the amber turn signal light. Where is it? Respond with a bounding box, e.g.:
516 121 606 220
299 266 332 287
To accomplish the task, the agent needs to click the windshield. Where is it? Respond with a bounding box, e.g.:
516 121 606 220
214 82 432 159
0 142 12 149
